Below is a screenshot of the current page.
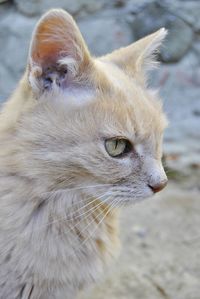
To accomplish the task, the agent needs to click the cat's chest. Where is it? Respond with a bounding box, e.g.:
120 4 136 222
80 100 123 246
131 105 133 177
1 208 120 298
32 210 120 278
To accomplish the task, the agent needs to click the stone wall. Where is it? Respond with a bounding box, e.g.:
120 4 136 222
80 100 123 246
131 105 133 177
0 0 199 100
0 0 200 172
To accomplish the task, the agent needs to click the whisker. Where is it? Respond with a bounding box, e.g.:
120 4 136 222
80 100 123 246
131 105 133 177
70 196 112 236
45 189 102 213
80 198 117 248
23 192 110 236
51 195 112 246
64 192 111 223
43 183 114 197
64 201 110 240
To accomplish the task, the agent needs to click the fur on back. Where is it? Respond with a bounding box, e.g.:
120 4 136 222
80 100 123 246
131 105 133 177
0 9 168 299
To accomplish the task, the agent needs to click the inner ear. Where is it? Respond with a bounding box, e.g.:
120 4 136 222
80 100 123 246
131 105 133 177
41 64 68 91
28 9 91 96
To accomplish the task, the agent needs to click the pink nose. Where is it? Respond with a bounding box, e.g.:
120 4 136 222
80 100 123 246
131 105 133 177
148 179 168 193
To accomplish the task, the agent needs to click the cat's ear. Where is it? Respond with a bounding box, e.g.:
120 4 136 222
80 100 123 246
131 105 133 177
27 9 91 97
104 28 167 84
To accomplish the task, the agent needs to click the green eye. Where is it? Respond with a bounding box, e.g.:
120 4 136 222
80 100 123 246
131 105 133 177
105 138 133 158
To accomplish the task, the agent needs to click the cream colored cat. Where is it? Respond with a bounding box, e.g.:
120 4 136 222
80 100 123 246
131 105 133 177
0 9 168 299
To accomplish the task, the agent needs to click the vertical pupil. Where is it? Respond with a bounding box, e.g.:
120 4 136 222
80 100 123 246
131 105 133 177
105 138 132 157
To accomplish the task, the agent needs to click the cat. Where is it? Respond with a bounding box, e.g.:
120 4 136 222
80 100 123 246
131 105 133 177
0 9 168 299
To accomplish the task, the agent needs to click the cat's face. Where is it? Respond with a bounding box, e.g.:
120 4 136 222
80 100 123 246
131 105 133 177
23 9 168 205
77 83 167 204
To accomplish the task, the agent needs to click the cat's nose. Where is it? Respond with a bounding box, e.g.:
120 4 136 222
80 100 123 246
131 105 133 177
148 179 168 193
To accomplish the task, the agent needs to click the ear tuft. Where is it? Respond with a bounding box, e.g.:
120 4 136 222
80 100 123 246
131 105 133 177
136 28 168 71
58 56 78 78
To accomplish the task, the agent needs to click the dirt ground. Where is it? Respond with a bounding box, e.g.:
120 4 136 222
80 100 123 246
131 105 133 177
80 174 200 299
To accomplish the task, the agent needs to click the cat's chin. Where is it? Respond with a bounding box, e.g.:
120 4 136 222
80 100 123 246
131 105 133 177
122 196 153 206
104 193 155 207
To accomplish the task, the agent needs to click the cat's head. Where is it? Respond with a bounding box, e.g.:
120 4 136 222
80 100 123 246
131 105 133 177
21 9 168 204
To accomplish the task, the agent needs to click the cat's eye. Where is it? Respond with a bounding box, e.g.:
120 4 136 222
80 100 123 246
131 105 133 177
105 138 133 158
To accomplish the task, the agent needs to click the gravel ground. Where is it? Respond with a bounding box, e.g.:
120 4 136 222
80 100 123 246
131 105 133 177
80 177 200 299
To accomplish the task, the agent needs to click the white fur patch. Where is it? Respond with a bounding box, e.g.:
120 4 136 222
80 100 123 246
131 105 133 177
40 86 95 108
29 54 95 106
135 144 144 156
58 56 79 77
63 87 94 106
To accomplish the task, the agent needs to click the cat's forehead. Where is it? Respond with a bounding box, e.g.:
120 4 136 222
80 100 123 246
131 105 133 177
43 58 167 144
90 60 167 139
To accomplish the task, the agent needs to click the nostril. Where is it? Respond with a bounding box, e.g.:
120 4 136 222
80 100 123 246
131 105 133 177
148 179 168 193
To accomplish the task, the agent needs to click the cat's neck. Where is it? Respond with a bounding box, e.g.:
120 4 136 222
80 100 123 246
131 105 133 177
0 179 117 242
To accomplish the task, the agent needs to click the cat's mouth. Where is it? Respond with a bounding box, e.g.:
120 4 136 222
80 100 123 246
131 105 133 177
99 180 167 206
108 194 154 206
110 177 168 206
84 179 167 208
93 188 153 207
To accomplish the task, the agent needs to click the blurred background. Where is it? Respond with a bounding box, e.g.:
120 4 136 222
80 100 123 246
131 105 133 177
0 0 200 298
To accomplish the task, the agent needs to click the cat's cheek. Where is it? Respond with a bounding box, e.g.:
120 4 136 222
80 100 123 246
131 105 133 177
127 185 155 204
115 157 138 178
